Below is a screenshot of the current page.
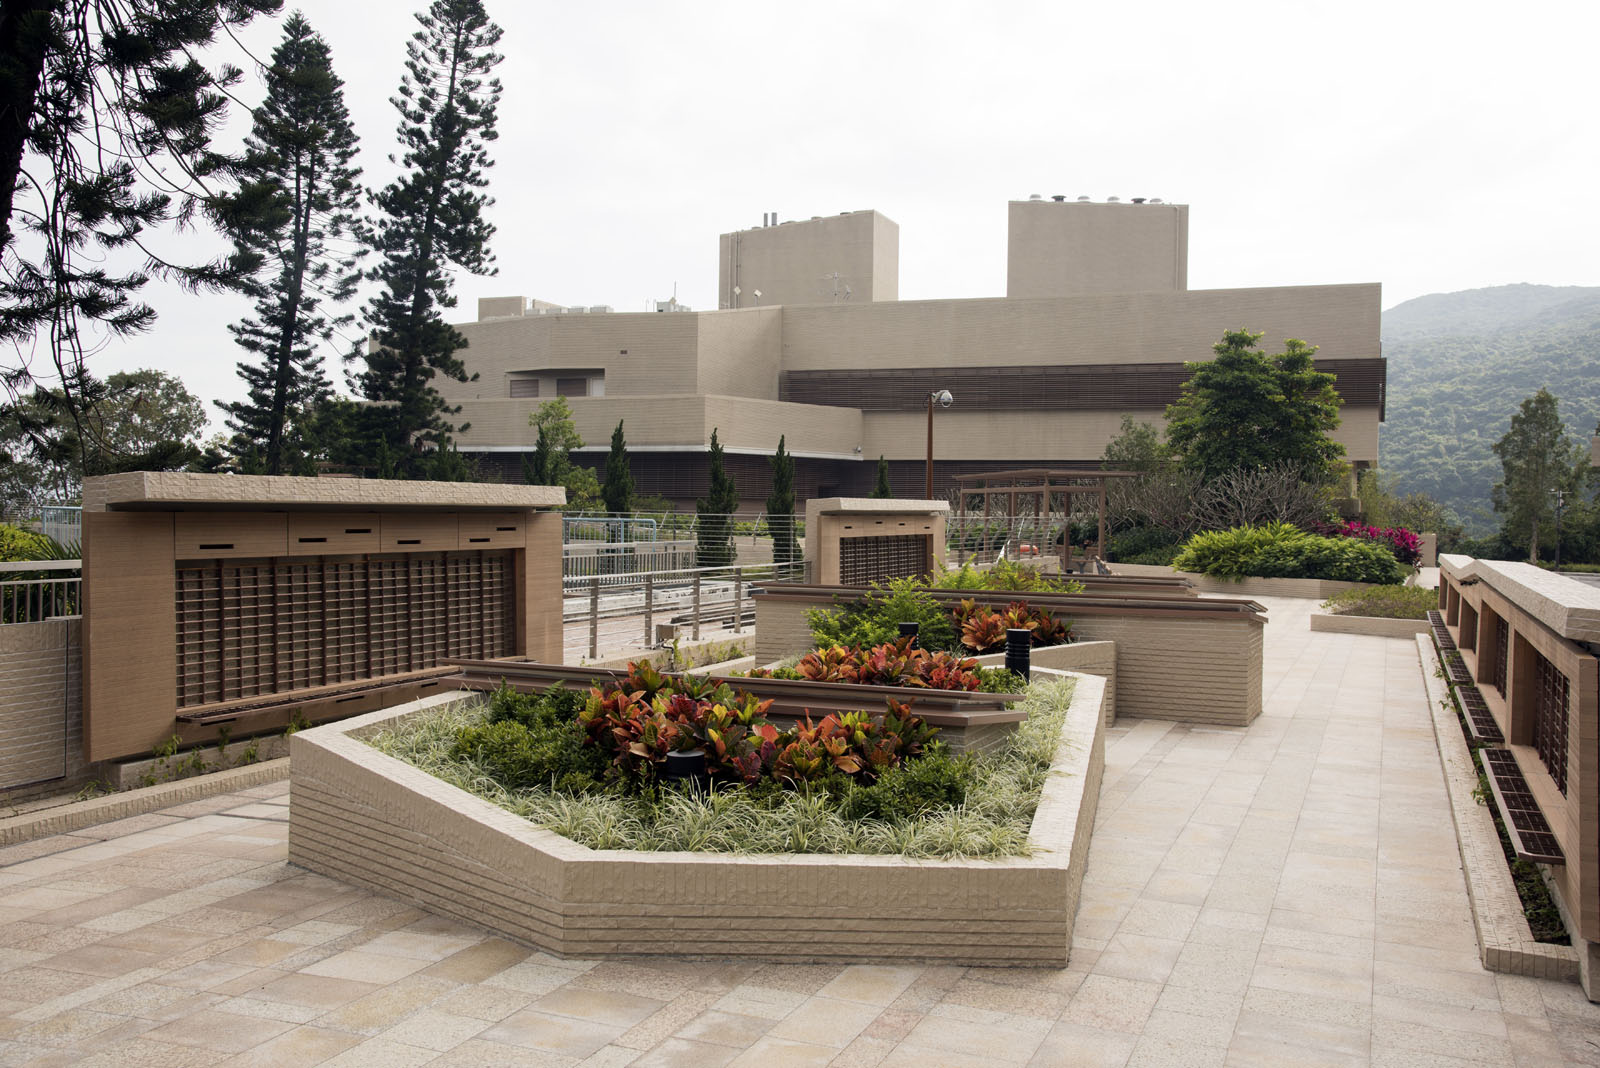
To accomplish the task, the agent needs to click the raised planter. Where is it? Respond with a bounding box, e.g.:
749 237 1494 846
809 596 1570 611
753 583 1265 728
1309 613 1430 639
288 672 1106 966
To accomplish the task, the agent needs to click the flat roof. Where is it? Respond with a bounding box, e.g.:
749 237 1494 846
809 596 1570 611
83 472 566 512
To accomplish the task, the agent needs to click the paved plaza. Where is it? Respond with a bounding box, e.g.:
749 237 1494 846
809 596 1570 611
2 596 1598 1066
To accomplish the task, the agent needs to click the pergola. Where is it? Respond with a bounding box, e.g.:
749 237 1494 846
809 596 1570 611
951 468 1143 565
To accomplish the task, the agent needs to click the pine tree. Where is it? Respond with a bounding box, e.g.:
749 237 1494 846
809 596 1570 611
871 455 892 498
696 428 739 567
353 0 502 477
219 13 362 475
1491 388 1587 562
602 419 633 514
0 0 279 470
767 435 797 566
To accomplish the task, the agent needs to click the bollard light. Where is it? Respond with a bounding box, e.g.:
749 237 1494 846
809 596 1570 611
1005 627 1032 681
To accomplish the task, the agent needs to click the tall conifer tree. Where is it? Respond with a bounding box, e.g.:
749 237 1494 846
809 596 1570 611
767 435 796 565
602 419 633 514
353 0 502 477
220 12 362 475
696 428 739 567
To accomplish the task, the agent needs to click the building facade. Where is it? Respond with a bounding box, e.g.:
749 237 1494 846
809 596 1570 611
441 200 1383 508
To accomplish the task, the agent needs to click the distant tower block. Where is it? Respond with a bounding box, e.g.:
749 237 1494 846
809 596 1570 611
1007 197 1189 298
719 210 899 309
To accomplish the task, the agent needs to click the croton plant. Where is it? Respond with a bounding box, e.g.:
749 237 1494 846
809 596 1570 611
952 599 1072 653
578 660 938 790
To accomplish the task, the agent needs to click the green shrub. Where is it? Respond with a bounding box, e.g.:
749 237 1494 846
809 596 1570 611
934 558 1083 594
451 684 608 793
1173 521 1407 584
1321 585 1436 619
807 575 958 651
0 524 51 562
1107 526 1184 565
841 742 974 821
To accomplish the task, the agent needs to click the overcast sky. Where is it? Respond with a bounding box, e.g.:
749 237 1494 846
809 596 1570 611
98 0 1600 431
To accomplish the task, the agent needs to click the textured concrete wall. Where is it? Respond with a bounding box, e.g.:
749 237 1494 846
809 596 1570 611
754 594 1260 727
1007 200 1188 297
719 212 896 309
1309 614 1430 639
977 641 1117 725
289 674 1105 965
0 618 83 799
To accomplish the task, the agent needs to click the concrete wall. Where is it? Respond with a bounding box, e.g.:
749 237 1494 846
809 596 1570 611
0 618 83 800
289 673 1104 965
779 284 1380 372
453 395 864 461
1007 199 1188 297
718 211 897 309
754 591 1263 728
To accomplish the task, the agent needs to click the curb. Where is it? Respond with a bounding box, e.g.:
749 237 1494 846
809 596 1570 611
0 758 290 847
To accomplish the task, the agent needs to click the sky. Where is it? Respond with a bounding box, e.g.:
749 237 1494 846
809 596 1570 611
83 0 1600 432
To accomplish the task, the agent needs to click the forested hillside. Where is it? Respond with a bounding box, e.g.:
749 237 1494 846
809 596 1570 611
1379 284 1600 533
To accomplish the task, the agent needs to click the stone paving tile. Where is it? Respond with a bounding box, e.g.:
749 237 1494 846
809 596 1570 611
6 594 1600 1066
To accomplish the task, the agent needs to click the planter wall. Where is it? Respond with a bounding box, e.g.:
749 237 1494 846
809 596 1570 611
976 642 1117 725
755 585 1263 727
288 673 1106 966
1176 572 1378 600
1308 614 1430 639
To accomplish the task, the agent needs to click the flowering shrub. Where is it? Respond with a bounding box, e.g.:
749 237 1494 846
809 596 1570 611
1310 520 1422 566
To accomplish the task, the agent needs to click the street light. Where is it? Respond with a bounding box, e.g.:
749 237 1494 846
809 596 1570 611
1553 488 1566 569
925 389 953 500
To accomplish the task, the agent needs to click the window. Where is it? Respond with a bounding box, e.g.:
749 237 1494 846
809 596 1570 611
556 377 588 397
1532 653 1570 795
509 378 539 398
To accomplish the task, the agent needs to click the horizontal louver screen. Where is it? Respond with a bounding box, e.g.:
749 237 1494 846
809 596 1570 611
781 359 1385 411
174 551 515 708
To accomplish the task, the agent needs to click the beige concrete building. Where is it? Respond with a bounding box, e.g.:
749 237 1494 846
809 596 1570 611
1007 195 1188 297
443 202 1382 507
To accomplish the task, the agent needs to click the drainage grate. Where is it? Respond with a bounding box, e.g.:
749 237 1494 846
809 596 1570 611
1427 610 1456 650
1480 748 1564 864
1442 649 1474 687
1455 684 1503 743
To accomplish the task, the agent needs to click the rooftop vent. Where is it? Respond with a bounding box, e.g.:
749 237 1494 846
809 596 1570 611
1106 196 1121 203
1077 196 1090 202
1052 195 1066 202
1028 193 1043 200
1131 197 1147 204
1150 198 1164 204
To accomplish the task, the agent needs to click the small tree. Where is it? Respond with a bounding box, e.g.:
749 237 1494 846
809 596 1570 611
871 455 892 498
602 419 633 514
767 435 797 565
696 428 739 567
1491 388 1588 562
1166 330 1345 484
525 398 597 508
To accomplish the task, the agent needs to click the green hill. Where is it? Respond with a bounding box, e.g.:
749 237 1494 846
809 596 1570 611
1379 284 1600 533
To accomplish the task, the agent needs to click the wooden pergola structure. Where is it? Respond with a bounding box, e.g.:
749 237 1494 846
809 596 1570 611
951 468 1143 566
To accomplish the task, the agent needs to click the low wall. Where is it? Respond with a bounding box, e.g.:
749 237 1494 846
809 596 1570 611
1309 614 1430 639
289 673 1106 966
977 641 1117 725
1178 572 1376 599
756 586 1263 727
0 617 86 802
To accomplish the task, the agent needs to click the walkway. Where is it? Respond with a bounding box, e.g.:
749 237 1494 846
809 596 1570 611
2 597 1598 1066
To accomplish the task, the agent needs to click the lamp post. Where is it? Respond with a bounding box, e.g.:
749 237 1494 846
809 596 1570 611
1553 488 1566 569
925 389 953 500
